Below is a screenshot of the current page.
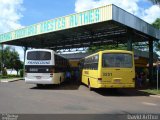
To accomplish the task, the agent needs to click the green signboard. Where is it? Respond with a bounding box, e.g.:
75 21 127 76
0 5 112 43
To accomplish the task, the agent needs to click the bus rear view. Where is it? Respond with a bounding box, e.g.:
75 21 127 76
101 50 135 88
25 49 66 87
25 49 53 85
81 50 135 90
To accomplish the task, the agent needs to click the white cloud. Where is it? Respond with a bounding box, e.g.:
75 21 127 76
75 0 140 14
0 0 24 61
75 0 160 24
0 0 24 34
142 5 160 23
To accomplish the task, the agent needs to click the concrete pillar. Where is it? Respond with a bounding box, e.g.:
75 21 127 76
149 40 153 85
1 44 4 75
23 46 28 78
127 35 132 51
24 47 28 63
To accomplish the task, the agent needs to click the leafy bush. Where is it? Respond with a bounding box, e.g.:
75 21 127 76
20 69 24 77
7 75 20 77
0 74 20 79
2 68 7 76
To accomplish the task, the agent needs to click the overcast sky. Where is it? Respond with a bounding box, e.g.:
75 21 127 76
0 0 160 61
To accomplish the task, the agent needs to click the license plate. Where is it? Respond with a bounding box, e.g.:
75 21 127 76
36 76 41 79
114 79 120 83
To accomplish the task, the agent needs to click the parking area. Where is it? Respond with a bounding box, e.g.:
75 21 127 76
0 80 159 114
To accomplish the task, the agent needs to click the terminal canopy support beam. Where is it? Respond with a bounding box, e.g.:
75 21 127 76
0 44 4 75
127 31 132 51
24 46 28 63
149 39 153 85
23 46 28 78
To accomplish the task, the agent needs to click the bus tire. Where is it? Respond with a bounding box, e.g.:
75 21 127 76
88 80 93 91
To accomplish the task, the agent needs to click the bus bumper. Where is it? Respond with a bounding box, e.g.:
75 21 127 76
97 83 135 88
25 78 54 84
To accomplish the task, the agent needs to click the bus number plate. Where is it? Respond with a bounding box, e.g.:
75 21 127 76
84 71 89 74
36 76 41 79
115 79 120 83
103 73 112 76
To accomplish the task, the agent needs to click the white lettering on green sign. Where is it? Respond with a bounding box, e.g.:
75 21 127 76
70 9 100 27
0 8 101 43
0 33 12 42
40 17 66 33
15 25 37 39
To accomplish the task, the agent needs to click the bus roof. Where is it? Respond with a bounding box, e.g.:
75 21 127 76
85 50 133 59
26 49 67 59
26 49 53 53
101 50 133 54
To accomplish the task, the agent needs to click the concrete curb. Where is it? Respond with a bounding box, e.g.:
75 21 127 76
1 80 9 83
9 79 23 82
150 95 160 98
1 78 23 83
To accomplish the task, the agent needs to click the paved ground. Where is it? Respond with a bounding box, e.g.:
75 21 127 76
0 80 159 114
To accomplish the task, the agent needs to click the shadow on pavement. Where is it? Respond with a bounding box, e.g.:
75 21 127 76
30 81 81 90
93 88 154 97
30 80 155 96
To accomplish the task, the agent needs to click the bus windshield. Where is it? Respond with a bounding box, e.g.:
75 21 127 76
102 53 132 68
27 51 51 60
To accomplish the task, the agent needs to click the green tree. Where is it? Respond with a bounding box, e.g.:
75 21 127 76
0 46 23 75
87 44 127 53
87 42 150 53
152 18 160 29
13 59 23 75
152 18 160 51
149 0 160 5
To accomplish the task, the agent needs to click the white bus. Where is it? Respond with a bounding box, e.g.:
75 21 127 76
25 49 69 87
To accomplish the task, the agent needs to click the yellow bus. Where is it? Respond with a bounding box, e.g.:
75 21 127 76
80 50 135 90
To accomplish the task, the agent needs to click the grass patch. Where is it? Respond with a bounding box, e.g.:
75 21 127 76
0 75 21 80
141 89 160 95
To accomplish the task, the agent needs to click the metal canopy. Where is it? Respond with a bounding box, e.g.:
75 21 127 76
0 4 160 50
62 49 158 61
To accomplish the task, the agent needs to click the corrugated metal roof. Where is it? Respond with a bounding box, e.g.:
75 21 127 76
62 49 158 60
112 5 160 40
62 53 91 60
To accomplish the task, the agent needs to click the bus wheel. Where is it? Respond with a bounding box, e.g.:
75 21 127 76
88 80 92 91
36 84 43 88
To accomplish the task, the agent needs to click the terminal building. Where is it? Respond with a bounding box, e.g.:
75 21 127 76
0 4 160 82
